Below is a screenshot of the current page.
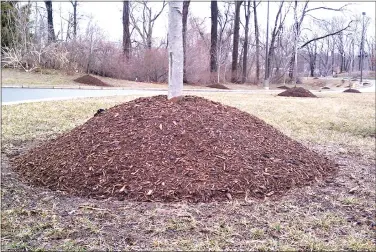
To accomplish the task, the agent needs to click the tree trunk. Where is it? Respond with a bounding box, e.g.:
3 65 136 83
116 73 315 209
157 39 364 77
72 1 77 39
310 61 315 77
242 0 251 83
182 1 190 83
288 55 294 78
210 1 218 83
309 43 317 77
168 2 183 99
331 47 335 74
264 0 270 88
253 0 260 83
123 1 131 59
265 1 284 85
231 1 243 83
45 1 55 42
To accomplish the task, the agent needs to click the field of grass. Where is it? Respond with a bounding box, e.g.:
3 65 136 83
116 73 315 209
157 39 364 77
1 92 375 250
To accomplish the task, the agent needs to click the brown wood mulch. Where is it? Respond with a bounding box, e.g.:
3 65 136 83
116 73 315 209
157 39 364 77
277 87 317 97
13 95 336 202
343 88 361 93
74 74 111 87
277 85 290 89
206 84 230 90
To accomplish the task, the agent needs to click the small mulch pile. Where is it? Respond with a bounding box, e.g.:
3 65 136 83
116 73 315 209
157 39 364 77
343 88 361 93
13 95 335 203
74 75 111 87
277 85 290 89
278 87 317 98
207 84 230 90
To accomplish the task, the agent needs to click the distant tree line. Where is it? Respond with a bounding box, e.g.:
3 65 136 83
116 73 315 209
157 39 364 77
1 1 375 84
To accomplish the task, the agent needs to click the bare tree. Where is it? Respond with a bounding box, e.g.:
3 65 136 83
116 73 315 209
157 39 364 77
231 1 243 83
70 0 78 39
130 1 167 49
253 0 260 83
210 0 218 81
302 37 318 77
182 1 190 83
265 2 290 82
241 0 251 83
45 1 55 42
123 1 131 59
217 2 233 82
168 2 183 99
288 0 350 83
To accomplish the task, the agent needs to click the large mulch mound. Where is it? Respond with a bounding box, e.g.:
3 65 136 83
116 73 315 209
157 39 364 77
13 95 335 202
343 88 361 93
74 75 111 87
207 84 230 90
278 87 317 98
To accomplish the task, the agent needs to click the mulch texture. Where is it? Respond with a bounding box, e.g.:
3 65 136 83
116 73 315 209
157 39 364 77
278 87 317 98
74 75 111 87
13 95 336 202
277 85 290 89
343 88 361 93
207 84 230 90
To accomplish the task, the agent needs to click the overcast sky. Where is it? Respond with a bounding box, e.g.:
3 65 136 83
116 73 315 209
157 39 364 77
46 1 375 44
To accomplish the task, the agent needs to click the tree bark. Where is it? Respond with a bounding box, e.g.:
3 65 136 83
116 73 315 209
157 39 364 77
231 1 243 83
182 1 190 83
307 41 317 77
71 1 77 39
45 1 55 42
253 0 260 83
168 2 183 99
122 1 131 59
242 0 251 83
210 1 218 83
264 0 270 88
266 2 285 83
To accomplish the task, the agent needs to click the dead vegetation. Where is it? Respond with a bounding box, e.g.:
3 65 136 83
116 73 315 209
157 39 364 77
1 92 375 250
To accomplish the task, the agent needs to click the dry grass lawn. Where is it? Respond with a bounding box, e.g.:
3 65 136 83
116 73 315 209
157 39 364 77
1 68 200 90
1 92 375 251
3 68 365 91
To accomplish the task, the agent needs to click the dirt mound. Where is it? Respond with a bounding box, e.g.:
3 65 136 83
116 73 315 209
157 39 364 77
278 87 317 98
14 95 335 202
207 84 230 90
343 89 361 93
74 75 111 87
277 85 290 89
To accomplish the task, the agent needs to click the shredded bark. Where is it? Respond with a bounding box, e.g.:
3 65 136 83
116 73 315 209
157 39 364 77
277 85 290 89
343 88 361 93
278 87 317 98
207 84 230 90
74 75 111 87
13 95 336 202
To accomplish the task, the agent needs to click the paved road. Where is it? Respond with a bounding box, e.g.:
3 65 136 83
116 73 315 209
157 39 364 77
2 80 374 105
1 87 281 105
1 87 167 104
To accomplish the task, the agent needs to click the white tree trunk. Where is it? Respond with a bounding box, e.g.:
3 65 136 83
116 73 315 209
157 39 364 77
168 1 183 99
